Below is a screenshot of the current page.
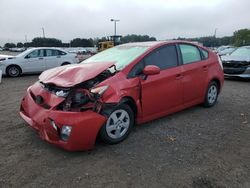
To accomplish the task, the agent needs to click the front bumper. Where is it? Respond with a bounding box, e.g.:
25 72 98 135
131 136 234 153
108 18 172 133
223 67 250 79
0 64 6 75
20 87 107 151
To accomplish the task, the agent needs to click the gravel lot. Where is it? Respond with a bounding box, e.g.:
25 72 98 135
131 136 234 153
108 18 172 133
0 75 249 188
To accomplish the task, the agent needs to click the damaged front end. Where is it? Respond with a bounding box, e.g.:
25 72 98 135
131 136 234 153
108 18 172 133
20 66 119 151
43 69 114 113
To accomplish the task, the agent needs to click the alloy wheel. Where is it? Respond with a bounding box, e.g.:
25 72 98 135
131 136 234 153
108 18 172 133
106 109 130 139
207 85 218 104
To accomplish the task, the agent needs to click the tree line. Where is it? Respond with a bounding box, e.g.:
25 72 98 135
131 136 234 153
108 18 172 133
2 29 250 49
2 34 156 49
175 29 250 47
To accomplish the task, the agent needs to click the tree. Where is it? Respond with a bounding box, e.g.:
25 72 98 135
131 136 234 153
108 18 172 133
233 29 250 47
31 37 63 47
16 42 24 48
4 43 16 49
121 34 156 43
70 38 94 47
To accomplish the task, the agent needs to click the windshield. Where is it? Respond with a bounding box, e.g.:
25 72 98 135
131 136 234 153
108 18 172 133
82 46 149 70
230 47 250 58
16 48 34 57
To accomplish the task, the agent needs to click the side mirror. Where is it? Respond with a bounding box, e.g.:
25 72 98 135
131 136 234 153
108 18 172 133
143 65 160 76
25 56 30 59
141 65 160 80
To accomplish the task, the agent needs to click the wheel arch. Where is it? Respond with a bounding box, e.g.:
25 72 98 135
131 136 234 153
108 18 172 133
61 62 71 66
6 64 22 75
210 78 221 93
119 96 138 118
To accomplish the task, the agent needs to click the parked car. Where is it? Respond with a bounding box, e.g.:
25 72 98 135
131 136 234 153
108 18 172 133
221 46 250 79
0 47 79 77
20 41 224 151
216 45 232 54
218 47 236 56
76 50 92 62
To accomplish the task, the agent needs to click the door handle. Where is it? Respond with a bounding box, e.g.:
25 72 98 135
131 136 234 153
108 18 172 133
176 74 183 80
56 56 61 58
38 57 43 60
202 65 208 71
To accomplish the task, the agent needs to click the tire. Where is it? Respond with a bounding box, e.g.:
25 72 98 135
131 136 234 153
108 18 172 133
61 62 70 66
7 65 21 77
203 81 219 107
99 103 134 144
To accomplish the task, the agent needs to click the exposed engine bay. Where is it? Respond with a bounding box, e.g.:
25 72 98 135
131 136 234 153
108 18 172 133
40 68 115 113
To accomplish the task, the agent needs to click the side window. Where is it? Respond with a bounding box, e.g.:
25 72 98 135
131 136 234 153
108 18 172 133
46 49 59 56
200 48 209 59
57 50 66 55
128 45 178 78
128 61 144 78
46 49 53 57
27 49 44 58
179 44 201 64
144 45 178 70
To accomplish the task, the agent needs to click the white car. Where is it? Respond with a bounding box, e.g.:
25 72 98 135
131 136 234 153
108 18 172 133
0 47 79 77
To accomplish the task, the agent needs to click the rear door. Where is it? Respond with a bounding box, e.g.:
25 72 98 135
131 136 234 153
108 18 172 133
44 49 63 69
139 44 183 120
178 44 208 104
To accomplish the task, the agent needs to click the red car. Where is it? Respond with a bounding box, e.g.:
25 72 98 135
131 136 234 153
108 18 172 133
20 41 224 151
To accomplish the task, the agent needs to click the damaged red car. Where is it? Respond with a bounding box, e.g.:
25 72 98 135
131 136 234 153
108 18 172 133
20 41 224 151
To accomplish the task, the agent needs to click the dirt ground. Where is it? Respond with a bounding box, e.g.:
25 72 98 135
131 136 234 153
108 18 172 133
0 75 249 188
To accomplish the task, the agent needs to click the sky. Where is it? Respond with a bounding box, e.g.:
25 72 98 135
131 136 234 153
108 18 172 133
0 0 249 46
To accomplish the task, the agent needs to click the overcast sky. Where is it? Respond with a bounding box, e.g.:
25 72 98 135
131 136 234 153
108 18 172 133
0 0 249 46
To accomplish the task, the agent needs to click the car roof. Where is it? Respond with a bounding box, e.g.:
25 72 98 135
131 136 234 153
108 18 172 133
119 40 202 48
27 47 65 51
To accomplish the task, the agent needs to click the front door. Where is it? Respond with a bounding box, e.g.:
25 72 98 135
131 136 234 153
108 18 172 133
22 49 46 73
139 44 183 121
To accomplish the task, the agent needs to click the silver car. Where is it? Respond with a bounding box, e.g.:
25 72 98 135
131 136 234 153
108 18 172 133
0 47 79 77
222 46 250 79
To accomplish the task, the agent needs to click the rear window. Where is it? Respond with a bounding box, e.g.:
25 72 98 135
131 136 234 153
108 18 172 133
179 44 201 64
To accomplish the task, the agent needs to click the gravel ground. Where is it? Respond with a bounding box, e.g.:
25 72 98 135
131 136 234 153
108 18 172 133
0 75 249 188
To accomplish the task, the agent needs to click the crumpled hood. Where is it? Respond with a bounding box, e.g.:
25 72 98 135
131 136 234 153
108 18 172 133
221 55 250 62
39 61 115 87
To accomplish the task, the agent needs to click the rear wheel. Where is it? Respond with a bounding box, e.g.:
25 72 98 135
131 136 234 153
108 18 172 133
100 104 134 144
7 65 21 77
204 81 219 107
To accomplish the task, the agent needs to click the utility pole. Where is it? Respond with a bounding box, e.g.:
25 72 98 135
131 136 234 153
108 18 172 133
110 19 120 36
214 28 218 38
42 27 45 38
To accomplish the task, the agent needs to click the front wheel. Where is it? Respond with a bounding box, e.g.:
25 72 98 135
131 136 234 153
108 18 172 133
7 65 21 77
203 81 219 107
99 104 134 144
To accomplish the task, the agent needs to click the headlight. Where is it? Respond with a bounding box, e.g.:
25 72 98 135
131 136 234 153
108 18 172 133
61 125 72 141
55 90 70 97
91 85 109 96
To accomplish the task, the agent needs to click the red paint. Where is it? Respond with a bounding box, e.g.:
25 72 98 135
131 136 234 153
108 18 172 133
39 61 115 87
20 41 224 151
143 65 161 76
